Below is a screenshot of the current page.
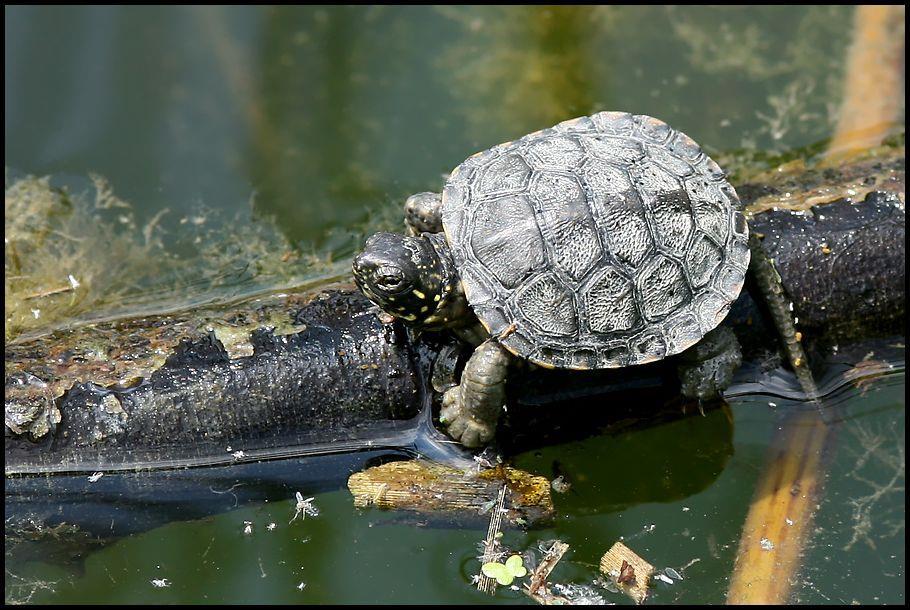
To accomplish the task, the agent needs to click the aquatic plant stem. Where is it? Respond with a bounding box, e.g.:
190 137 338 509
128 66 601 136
726 407 838 604
821 5 905 165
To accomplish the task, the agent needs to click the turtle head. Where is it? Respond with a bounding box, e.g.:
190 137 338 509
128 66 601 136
353 232 448 326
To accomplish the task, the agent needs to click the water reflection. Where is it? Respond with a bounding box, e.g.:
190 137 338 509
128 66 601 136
7 6 858 252
438 6 606 139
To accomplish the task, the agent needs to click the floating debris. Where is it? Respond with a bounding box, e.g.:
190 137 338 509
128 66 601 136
242 521 253 536
600 541 655 604
760 537 775 551
477 485 508 595
296 582 307 591
549 583 606 605
525 540 570 599
594 575 620 594
88 472 104 483
654 573 675 585
151 578 171 588
664 567 683 581
550 475 571 494
266 523 277 531
290 492 319 524
523 540 597 605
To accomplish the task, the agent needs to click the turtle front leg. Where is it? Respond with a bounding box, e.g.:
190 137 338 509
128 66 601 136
404 192 443 236
439 340 511 447
677 325 742 400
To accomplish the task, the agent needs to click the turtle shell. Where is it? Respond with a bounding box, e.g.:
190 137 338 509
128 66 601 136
440 111 750 369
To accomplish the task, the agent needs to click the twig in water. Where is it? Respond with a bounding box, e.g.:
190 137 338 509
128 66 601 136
477 484 508 595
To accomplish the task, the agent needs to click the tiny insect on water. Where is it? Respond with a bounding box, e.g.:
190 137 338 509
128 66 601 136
289 492 319 524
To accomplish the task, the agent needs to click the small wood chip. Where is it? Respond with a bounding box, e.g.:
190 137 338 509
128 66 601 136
347 460 553 526
600 541 655 605
526 540 570 598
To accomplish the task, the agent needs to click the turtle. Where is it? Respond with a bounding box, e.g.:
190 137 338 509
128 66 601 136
353 111 753 447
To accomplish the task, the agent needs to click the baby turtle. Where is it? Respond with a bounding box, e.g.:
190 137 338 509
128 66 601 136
354 112 750 447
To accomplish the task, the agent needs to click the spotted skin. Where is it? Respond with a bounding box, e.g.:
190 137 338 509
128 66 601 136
352 232 446 326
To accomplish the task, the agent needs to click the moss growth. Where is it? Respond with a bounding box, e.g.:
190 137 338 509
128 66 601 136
717 127 904 186
4 171 404 344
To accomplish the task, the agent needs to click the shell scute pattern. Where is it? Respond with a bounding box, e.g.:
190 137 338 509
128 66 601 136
665 312 704 354
634 255 691 321
527 136 587 169
477 153 531 195
633 114 673 144
513 273 578 337
591 111 634 135
468 194 545 288
685 234 725 288
441 112 749 369
667 131 704 161
648 190 695 258
583 267 641 334
529 172 603 281
582 136 646 165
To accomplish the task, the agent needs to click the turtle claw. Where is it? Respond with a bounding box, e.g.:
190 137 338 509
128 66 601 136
439 386 494 448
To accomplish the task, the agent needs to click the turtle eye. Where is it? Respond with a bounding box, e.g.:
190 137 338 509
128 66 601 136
374 267 407 292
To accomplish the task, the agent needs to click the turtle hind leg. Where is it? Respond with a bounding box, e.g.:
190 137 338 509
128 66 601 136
439 340 511 448
746 233 820 401
677 325 742 400
405 192 443 235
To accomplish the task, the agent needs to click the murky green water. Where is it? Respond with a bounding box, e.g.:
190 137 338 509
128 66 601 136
5 377 904 604
5 5 904 604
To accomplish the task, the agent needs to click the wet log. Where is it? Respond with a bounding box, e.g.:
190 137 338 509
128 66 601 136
5 289 436 473
742 149 905 349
